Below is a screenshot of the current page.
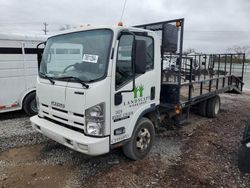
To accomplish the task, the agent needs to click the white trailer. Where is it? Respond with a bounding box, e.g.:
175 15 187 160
0 33 47 115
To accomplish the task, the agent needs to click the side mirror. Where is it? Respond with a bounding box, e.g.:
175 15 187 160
162 23 178 53
37 42 46 68
134 40 147 74
37 50 42 67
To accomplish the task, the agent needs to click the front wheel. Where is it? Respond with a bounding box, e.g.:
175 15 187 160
123 117 155 160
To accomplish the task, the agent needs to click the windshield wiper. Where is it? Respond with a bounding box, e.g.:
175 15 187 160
56 76 89 89
39 73 55 84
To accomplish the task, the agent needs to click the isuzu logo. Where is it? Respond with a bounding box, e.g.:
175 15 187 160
51 101 65 108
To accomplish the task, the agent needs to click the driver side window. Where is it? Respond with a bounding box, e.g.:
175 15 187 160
115 35 133 88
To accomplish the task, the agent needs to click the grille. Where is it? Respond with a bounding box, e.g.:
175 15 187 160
41 103 85 132
44 116 85 134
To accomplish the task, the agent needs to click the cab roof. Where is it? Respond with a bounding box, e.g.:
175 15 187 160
49 25 155 38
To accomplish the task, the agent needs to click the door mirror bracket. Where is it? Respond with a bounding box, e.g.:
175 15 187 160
37 42 46 68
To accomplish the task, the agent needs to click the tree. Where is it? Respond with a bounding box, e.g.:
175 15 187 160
183 48 196 55
59 24 73 31
226 45 250 58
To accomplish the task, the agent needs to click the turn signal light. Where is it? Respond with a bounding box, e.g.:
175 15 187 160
175 105 182 115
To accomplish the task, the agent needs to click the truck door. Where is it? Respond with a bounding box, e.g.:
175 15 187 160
110 32 157 145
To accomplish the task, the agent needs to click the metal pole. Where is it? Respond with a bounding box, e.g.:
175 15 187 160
177 19 184 103
188 59 193 100
224 54 227 76
229 54 233 75
218 54 220 77
161 24 165 84
241 53 245 91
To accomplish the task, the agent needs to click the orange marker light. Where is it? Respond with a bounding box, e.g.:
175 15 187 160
176 21 181 28
175 105 182 115
118 21 123 26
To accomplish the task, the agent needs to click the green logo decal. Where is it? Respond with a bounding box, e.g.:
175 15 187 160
124 84 149 107
133 84 144 98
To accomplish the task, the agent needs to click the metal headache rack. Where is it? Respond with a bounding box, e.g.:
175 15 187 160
135 19 245 109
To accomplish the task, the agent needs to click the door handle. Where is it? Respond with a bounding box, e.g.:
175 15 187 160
151 87 155 100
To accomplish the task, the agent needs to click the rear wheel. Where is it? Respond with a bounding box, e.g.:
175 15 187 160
206 95 220 118
23 92 37 116
198 100 207 117
123 117 155 160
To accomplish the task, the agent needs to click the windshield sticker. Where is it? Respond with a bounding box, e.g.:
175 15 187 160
82 54 99 63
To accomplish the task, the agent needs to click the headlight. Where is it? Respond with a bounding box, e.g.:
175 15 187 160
85 103 105 136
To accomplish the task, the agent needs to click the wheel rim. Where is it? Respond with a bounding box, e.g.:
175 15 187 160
214 98 220 115
136 128 151 151
30 99 38 113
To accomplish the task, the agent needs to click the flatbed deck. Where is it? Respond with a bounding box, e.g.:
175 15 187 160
136 19 245 124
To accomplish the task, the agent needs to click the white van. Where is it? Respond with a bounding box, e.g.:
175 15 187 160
0 33 47 115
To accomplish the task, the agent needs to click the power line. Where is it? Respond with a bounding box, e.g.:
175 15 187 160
42 22 48 35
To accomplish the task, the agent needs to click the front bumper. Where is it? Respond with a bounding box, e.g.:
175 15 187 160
30 115 109 156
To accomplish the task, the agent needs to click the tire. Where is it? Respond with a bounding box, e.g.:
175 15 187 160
238 145 250 173
206 95 220 118
238 118 250 172
242 117 250 143
198 100 207 117
23 92 37 116
123 117 155 160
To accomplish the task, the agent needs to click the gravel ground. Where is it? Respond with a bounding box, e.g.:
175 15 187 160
1 93 250 187
0 111 48 152
0 111 184 188
157 93 250 187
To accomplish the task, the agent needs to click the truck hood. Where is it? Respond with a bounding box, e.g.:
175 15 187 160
36 79 86 132
37 79 86 115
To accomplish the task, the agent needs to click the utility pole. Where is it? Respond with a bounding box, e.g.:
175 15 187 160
42 22 48 35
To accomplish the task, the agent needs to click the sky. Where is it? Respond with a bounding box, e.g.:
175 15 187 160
0 0 250 54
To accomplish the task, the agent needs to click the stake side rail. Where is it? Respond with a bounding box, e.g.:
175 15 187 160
134 19 245 114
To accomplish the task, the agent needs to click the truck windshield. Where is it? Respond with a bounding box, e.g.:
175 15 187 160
39 29 113 82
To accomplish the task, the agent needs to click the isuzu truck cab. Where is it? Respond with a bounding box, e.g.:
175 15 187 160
31 19 245 160
31 23 161 160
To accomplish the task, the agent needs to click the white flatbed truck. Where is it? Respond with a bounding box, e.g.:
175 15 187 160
0 34 47 115
31 19 245 160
